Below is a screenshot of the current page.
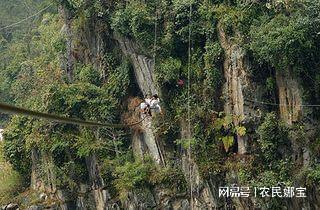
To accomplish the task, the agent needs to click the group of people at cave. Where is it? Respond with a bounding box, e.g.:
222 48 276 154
140 94 163 116
139 79 185 117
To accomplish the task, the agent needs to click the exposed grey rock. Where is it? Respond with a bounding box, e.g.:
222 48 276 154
218 22 261 155
30 150 56 193
115 34 165 165
180 120 220 209
124 189 157 210
115 34 158 96
110 203 120 210
59 5 74 82
5 203 18 210
85 155 110 210
41 18 49 25
141 116 163 164
181 199 190 210
27 205 43 210
276 69 303 125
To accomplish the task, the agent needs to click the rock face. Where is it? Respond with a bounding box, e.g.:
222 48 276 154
114 34 222 209
59 5 74 82
115 34 158 96
29 151 111 209
275 69 320 210
115 35 164 166
27 17 112 210
180 121 220 210
30 149 56 193
30 149 79 209
132 116 164 164
85 155 109 210
21 5 318 210
275 69 303 125
218 24 258 155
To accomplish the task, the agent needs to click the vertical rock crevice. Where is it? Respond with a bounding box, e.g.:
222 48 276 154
180 121 219 210
30 149 77 209
85 155 110 210
275 69 303 125
59 5 74 83
115 35 158 96
115 34 164 165
218 24 257 155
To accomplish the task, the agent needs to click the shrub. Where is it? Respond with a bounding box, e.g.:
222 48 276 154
0 142 24 205
113 158 155 201
111 2 154 48
3 116 32 177
172 0 205 42
307 165 320 187
156 57 182 83
204 41 223 68
150 166 187 195
111 8 132 37
257 113 290 163
249 14 314 71
75 64 101 86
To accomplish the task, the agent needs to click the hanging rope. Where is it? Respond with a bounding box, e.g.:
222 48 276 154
187 2 194 209
152 0 166 166
245 98 320 107
153 0 163 96
0 102 147 128
0 3 53 31
153 3 158 63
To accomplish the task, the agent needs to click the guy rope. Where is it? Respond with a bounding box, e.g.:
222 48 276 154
187 2 194 209
0 102 146 128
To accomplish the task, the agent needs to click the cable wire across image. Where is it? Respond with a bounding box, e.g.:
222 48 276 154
0 102 146 128
0 3 53 31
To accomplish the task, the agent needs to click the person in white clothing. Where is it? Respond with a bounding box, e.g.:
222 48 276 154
140 101 148 110
150 94 162 115
140 95 152 116
145 95 152 105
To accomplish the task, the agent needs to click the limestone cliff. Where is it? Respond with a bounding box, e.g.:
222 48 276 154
275 69 303 125
2 1 320 210
218 23 259 155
